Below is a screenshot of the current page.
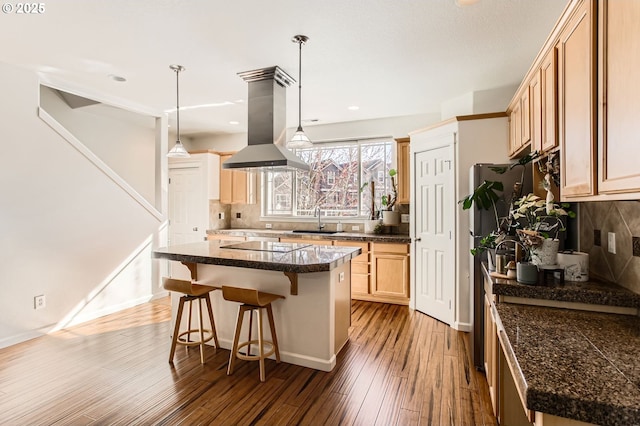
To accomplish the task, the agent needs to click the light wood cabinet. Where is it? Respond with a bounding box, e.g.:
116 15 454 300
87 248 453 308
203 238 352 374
529 69 543 154
541 48 558 153
597 0 640 195
371 242 410 303
219 153 256 204
335 241 370 296
508 101 522 156
483 291 499 420
395 138 410 204
520 89 531 148
558 0 597 199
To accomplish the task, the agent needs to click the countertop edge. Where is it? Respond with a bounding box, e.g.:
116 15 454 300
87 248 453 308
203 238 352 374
207 228 411 244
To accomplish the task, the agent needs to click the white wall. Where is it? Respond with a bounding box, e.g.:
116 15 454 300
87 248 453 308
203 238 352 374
40 86 158 206
188 113 441 151
0 62 167 348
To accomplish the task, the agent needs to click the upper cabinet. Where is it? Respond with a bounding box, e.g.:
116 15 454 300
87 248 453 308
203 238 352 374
597 0 640 195
558 0 597 199
540 48 558 153
507 0 640 201
396 137 410 204
219 153 256 205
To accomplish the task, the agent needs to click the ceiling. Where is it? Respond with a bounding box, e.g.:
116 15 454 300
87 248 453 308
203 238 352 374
0 0 569 137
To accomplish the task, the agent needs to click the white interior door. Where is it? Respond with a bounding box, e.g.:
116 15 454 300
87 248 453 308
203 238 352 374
168 166 205 247
414 144 454 325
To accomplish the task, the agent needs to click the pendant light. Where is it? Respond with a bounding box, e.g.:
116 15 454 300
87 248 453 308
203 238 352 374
167 64 190 158
287 35 312 149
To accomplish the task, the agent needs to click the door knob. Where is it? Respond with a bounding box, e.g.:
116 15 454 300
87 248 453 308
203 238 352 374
414 237 422 242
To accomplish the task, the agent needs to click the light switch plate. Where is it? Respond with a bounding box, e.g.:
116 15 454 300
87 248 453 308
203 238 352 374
608 232 616 254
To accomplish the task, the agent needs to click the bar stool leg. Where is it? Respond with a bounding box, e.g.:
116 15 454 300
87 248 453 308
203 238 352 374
197 297 206 364
257 307 265 382
204 294 219 348
169 296 186 363
266 304 281 363
246 308 253 356
228 305 247 376
186 299 193 343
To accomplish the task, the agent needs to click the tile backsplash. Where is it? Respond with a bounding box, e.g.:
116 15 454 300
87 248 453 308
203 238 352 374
580 200 640 294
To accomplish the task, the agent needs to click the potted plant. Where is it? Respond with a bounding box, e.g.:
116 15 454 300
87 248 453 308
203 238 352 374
360 180 381 233
459 152 540 269
511 193 575 265
381 169 400 225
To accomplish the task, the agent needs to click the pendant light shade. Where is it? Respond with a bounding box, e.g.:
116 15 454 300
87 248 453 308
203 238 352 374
167 64 190 158
286 35 312 149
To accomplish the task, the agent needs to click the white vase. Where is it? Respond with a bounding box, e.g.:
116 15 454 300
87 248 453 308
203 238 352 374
517 262 539 285
364 219 381 234
531 239 560 266
382 210 400 225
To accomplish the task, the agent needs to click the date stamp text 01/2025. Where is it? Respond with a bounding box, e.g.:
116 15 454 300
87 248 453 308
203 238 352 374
2 3 46 14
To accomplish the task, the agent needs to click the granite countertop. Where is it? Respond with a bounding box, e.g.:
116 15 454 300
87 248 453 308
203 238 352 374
496 302 640 425
484 264 640 309
207 228 411 244
153 240 361 273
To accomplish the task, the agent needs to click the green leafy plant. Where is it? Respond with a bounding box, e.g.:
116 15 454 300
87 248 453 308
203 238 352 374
381 169 398 211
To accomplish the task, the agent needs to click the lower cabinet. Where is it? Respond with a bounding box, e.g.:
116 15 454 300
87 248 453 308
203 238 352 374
484 292 499 420
335 240 410 305
371 243 410 302
334 241 370 297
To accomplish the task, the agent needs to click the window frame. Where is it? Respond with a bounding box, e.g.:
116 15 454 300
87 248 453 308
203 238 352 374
260 137 395 222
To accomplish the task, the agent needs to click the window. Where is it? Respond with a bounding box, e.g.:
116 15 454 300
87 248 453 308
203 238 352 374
263 138 394 218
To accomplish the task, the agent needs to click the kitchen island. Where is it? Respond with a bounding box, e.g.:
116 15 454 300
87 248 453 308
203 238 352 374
154 240 361 371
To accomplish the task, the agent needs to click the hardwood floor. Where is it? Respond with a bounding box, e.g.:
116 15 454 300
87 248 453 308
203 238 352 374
0 298 496 425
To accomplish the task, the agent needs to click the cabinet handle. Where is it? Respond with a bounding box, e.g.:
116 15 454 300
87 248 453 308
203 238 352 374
193 227 198 231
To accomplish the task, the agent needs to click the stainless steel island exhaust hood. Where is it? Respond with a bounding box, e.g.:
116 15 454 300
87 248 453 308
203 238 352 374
222 66 310 172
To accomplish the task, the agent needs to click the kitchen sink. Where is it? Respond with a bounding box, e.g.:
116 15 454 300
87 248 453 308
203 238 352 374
291 230 338 235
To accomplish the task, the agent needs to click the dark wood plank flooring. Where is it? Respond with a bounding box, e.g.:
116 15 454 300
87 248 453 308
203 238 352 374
0 298 496 425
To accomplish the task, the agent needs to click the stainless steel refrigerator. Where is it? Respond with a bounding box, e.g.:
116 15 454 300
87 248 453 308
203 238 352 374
469 162 532 370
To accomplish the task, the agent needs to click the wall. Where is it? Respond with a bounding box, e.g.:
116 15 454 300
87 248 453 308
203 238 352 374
0 62 166 348
192 113 437 233
579 201 640 294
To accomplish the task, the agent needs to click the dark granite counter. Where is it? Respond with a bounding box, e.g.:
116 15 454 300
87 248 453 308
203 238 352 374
484 264 640 309
207 228 411 244
496 303 640 425
154 240 361 273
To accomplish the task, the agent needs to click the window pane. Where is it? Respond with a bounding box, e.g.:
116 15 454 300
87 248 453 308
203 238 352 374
262 139 393 219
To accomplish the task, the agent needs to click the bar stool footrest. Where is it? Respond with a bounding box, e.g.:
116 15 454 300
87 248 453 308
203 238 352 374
236 340 276 361
177 329 215 347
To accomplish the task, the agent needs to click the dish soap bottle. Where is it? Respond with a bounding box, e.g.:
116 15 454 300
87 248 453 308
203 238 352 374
336 221 343 232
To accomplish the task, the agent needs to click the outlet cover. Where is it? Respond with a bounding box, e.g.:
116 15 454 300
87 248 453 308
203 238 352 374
236 212 241 219
594 229 601 246
401 214 410 223
34 295 46 310
265 223 272 229
633 237 640 257
218 212 225 220
608 232 617 254
352 225 360 231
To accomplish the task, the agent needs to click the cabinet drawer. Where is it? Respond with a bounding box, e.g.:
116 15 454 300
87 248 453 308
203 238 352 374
372 242 409 255
352 273 370 295
335 240 369 262
208 235 246 242
352 261 369 275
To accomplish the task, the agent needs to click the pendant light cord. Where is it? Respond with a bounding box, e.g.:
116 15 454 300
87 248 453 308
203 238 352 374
297 39 302 130
175 67 180 140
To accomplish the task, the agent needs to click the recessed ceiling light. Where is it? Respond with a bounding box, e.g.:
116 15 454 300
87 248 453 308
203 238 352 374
229 121 239 125
348 105 359 111
108 74 127 82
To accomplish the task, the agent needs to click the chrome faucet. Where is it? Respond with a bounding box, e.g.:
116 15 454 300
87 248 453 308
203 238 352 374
314 206 325 230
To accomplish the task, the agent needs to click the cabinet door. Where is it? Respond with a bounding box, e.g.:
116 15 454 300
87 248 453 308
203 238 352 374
541 48 558 153
484 293 499 419
598 0 640 193
232 169 247 204
508 103 522 157
396 138 410 204
558 0 596 199
529 70 543 154
335 240 371 297
520 89 531 148
219 154 233 204
372 251 409 299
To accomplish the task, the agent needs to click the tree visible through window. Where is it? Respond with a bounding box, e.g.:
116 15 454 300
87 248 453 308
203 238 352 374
263 139 394 218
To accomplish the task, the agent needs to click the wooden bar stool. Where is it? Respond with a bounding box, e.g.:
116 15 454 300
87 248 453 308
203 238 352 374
163 277 220 364
222 286 285 382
